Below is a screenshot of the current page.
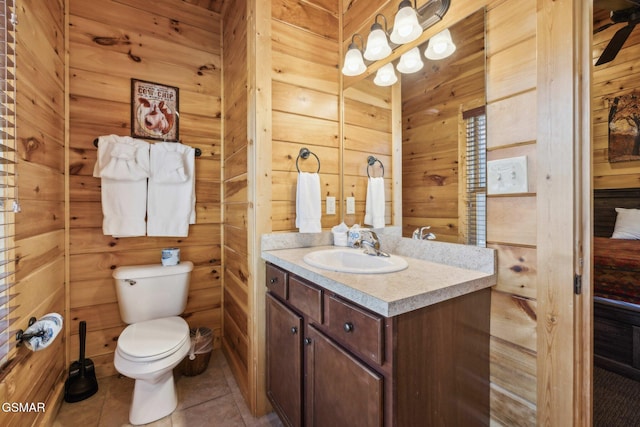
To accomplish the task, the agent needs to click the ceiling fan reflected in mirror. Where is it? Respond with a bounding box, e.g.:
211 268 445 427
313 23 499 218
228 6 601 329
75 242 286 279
594 0 640 65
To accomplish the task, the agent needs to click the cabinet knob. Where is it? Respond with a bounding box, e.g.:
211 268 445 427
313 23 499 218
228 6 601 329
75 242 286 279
270 277 278 284
304 337 312 345
291 326 298 335
343 322 354 333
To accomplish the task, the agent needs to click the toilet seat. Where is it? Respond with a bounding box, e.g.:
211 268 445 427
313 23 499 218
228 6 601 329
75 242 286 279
117 316 189 362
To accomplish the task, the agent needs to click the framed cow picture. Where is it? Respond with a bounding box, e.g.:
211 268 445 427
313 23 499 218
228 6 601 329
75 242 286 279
131 79 179 141
608 92 640 163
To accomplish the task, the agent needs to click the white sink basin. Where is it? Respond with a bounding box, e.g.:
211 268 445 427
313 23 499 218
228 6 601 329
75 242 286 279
303 248 408 274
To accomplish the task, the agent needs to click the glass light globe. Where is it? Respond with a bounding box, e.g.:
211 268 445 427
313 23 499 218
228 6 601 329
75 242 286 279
364 26 392 61
425 29 456 60
397 47 424 73
373 63 398 87
390 1 422 44
342 46 366 76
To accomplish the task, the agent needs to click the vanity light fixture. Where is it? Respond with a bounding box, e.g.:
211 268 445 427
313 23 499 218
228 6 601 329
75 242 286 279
364 14 392 61
341 0 451 79
373 63 398 87
389 0 423 45
424 28 456 60
341 34 367 76
396 46 424 74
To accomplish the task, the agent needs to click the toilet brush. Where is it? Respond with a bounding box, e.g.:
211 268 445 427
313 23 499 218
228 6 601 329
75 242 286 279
64 321 99 402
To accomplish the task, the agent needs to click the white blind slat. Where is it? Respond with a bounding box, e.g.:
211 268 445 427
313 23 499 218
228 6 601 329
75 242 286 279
465 110 486 247
0 0 17 367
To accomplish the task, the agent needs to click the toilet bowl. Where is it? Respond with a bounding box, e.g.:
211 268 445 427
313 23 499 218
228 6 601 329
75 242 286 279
112 261 193 425
114 316 190 425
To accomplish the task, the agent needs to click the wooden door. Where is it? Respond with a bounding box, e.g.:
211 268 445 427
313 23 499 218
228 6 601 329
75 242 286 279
306 325 383 427
266 294 303 427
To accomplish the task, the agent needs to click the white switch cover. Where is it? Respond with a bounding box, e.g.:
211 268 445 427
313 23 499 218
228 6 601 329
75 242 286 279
326 196 336 215
487 156 528 195
346 197 356 214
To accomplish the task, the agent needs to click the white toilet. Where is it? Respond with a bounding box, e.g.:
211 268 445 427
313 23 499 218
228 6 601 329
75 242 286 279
112 261 194 425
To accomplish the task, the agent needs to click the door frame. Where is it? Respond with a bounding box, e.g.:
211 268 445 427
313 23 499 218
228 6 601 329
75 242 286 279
536 0 592 425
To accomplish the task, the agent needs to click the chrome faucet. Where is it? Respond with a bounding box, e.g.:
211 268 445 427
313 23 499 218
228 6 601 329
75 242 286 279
354 230 389 257
413 226 436 241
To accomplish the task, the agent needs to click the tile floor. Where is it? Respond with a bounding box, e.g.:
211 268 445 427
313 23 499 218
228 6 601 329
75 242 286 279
53 350 284 427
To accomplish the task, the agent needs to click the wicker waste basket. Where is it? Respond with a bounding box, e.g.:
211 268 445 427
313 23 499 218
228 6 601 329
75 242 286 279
180 327 213 376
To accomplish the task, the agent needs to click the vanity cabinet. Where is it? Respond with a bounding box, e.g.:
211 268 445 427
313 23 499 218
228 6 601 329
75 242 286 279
265 262 491 427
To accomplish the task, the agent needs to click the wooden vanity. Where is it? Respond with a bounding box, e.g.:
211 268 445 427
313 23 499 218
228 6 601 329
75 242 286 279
265 262 491 427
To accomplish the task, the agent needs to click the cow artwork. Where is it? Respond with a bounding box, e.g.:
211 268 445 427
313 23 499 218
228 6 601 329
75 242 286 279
608 92 640 163
131 79 179 141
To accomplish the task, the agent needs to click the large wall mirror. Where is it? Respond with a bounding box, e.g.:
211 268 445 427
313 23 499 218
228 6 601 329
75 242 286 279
343 8 486 245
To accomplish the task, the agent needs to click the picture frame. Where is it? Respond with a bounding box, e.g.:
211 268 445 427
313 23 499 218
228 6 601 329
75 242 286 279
608 92 640 163
131 78 179 141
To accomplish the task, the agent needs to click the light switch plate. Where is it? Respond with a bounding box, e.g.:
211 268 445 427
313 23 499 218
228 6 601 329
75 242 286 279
346 197 356 214
326 196 336 215
487 156 528 195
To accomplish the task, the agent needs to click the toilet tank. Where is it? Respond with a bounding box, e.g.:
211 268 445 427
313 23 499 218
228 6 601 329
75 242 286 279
113 261 193 324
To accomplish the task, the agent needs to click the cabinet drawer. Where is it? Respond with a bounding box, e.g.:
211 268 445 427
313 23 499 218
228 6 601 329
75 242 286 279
289 277 323 324
326 295 384 365
266 263 288 300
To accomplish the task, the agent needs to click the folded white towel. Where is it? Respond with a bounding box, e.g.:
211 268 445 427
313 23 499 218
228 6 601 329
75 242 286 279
147 142 196 237
295 172 322 233
93 135 149 237
364 177 385 229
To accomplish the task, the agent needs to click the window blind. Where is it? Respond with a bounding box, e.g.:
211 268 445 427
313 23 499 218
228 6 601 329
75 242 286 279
463 106 486 247
0 0 17 368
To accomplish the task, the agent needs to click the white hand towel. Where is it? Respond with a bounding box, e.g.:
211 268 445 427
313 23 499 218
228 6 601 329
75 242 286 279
93 135 149 237
295 172 322 233
364 177 385 229
147 142 196 237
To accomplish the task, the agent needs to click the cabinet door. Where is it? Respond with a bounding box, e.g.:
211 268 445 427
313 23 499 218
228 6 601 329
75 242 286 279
266 294 303 427
306 325 383 427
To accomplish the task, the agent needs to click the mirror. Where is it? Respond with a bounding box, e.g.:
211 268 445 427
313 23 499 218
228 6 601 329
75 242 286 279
342 9 486 244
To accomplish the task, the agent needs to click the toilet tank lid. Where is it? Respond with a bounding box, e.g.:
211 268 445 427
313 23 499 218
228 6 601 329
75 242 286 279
112 261 194 279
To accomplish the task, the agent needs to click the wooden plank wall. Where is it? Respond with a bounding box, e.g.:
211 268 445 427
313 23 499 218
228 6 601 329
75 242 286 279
0 1 67 426
592 8 640 190
401 11 485 242
222 0 251 405
271 0 340 231
485 0 537 425
67 0 222 379
343 0 539 425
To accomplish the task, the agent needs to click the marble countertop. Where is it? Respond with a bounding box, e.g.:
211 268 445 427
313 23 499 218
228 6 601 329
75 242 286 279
261 231 497 317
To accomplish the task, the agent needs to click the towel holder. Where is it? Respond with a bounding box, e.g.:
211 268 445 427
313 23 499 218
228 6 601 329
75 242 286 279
93 138 202 157
15 317 40 347
367 156 384 178
296 148 320 173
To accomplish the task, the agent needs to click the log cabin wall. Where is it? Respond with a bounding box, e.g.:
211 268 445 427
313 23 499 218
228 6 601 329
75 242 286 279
593 8 640 190
343 0 538 424
67 0 222 378
0 1 67 425
221 0 251 406
485 1 537 424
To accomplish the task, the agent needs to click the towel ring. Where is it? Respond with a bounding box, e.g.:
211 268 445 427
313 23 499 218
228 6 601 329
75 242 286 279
367 156 384 178
296 148 320 173
93 138 202 157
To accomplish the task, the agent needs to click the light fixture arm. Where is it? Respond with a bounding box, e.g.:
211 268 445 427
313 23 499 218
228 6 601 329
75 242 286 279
418 0 450 32
372 13 389 33
349 33 365 51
